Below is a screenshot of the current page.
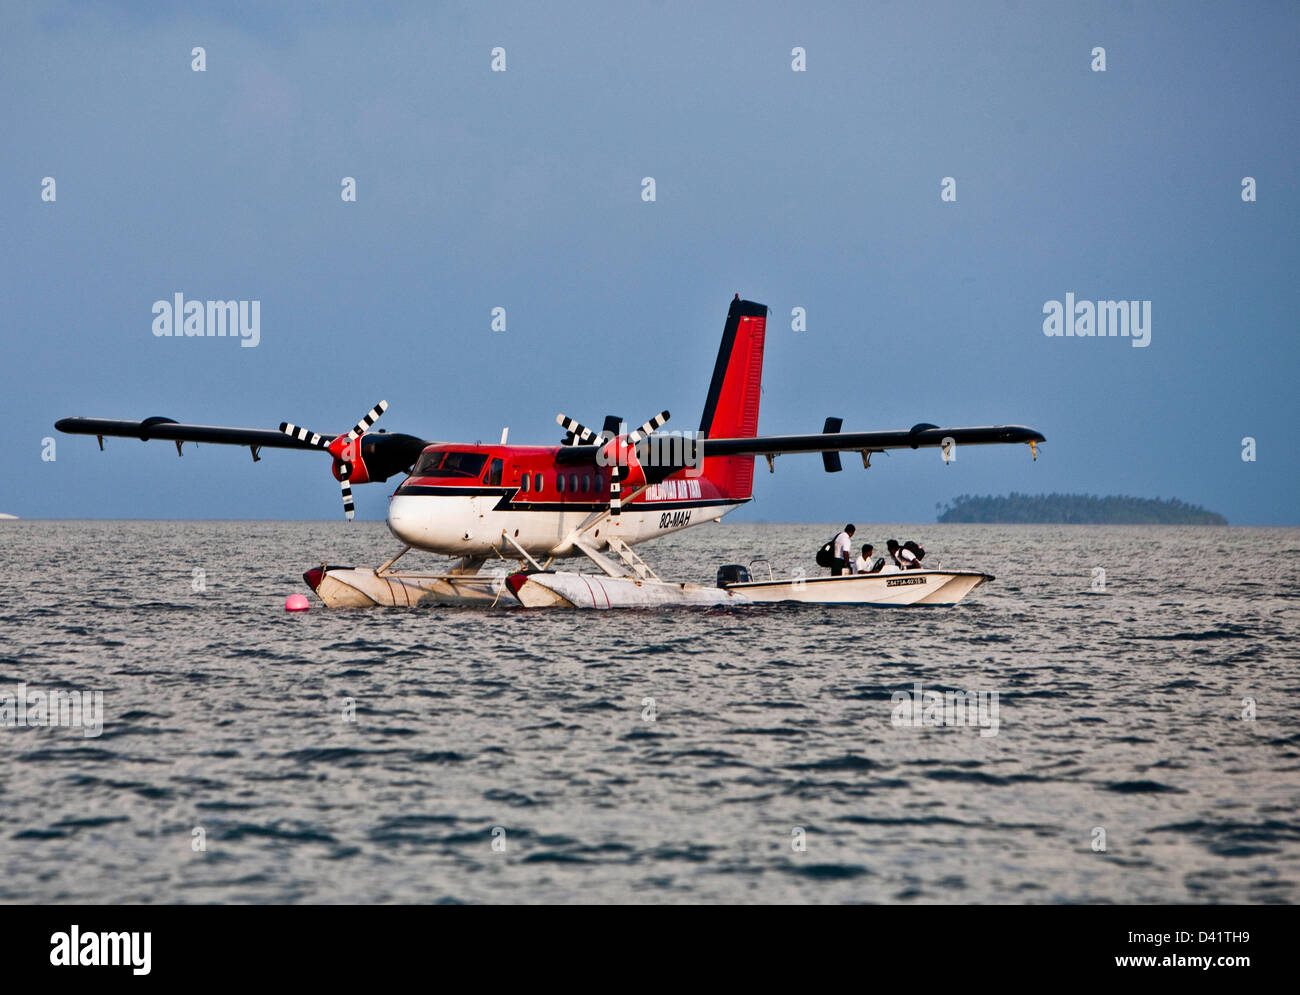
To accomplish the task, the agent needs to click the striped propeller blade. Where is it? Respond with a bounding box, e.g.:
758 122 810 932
609 463 624 517
626 410 670 445
555 413 600 446
279 422 331 449
338 462 355 521
346 400 389 441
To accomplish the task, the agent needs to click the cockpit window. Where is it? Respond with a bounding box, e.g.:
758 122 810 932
413 450 488 479
413 451 443 475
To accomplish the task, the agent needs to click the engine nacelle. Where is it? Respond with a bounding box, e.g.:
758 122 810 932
327 436 371 485
599 437 646 491
325 432 428 486
621 449 646 491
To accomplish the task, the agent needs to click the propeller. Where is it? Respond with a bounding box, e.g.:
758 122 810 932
555 410 670 517
612 410 671 516
559 413 624 447
557 414 601 446
280 400 389 520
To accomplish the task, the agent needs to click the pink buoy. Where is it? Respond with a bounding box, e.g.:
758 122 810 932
285 593 310 612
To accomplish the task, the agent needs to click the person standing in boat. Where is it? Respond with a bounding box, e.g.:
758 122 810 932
831 524 855 576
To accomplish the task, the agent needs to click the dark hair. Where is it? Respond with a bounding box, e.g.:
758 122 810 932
863 544 873 553
886 539 899 549
845 524 856 534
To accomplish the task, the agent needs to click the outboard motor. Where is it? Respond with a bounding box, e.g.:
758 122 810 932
716 564 751 588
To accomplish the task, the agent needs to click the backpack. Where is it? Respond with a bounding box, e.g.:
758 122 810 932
815 534 840 568
902 540 925 562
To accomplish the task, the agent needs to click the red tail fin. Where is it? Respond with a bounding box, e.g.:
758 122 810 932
698 296 767 500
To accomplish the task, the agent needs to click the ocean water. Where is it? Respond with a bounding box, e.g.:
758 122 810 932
1 520 1297 904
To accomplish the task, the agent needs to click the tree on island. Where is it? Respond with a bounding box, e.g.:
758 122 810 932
936 493 1227 525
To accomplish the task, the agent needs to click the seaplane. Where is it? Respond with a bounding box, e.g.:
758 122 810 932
55 295 1045 609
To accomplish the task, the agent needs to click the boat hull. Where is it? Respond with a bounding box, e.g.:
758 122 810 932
724 570 993 606
506 568 992 609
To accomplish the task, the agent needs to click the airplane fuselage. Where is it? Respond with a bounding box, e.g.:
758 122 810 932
385 443 745 557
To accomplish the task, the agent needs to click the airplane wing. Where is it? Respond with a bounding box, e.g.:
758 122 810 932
54 416 325 452
55 415 429 468
555 422 1044 466
54 414 432 519
700 423 1044 457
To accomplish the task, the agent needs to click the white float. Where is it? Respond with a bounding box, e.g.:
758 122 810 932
505 570 751 609
303 560 508 608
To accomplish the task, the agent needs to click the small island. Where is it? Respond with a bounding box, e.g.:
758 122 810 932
936 493 1227 525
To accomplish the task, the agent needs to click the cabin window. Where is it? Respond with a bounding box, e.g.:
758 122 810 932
533 473 543 492
487 458 503 486
556 473 566 493
520 474 530 493
582 474 591 493
570 473 579 493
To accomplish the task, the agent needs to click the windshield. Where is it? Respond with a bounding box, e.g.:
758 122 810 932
412 450 488 479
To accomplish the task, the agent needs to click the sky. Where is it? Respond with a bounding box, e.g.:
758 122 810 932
3 0 1297 523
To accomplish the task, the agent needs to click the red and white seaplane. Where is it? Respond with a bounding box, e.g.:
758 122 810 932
56 295 1044 609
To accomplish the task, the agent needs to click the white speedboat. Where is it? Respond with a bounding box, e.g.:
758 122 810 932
504 559 992 609
716 563 993 606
